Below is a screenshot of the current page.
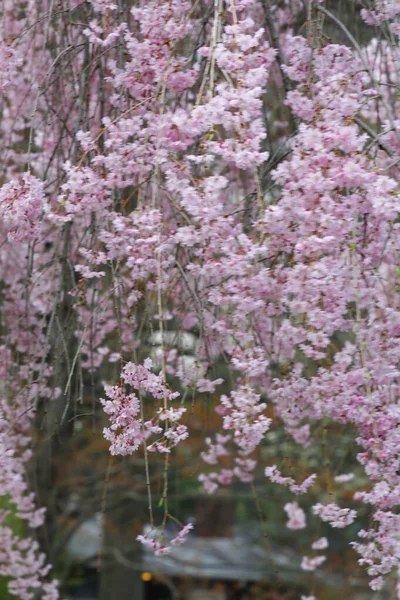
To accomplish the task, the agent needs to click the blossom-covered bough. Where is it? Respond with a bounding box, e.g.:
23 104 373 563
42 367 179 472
1 0 400 597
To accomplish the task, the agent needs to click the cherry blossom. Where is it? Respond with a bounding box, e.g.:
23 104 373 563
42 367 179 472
284 502 306 530
312 504 357 529
3 0 400 596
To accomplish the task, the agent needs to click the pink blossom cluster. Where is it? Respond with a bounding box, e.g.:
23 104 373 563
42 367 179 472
0 384 59 598
198 386 270 490
136 534 171 557
50 162 112 224
312 503 357 529
201 434 231 466
300 536 329 574
0 174 47 242
351 511 400 591
284 501 306 530
4 0 400 596
0 513 59 600
301 555 326 572
137 523 193 556
361 1 400 26
199 458 256 495
311 537 328 550
219 386 271 454
265 466 316 495
101 359 186 455
0 43 22 93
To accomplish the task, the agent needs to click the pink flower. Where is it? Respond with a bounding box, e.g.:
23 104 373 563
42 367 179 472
313 503 357 528
284 502 306 530
301 555 327 571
